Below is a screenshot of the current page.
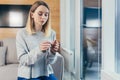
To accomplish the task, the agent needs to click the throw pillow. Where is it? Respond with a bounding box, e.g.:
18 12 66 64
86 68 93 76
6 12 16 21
0 46 7 66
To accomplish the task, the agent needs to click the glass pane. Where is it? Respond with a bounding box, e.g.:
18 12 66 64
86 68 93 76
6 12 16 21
83 28 101 80
81 0 102 80
115 0 120 74
83 7 102 27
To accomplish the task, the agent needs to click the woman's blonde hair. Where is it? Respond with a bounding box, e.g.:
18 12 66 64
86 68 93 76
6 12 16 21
26 0 51 37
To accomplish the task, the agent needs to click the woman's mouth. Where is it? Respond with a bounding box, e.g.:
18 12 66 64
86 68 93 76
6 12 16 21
41 21 44 23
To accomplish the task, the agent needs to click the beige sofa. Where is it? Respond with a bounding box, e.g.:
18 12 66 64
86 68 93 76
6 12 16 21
0 38 64 80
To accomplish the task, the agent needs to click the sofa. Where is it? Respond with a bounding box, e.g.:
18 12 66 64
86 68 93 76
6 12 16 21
0 38 64 80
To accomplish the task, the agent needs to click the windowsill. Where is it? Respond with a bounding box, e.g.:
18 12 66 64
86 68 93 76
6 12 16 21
101 70 120 80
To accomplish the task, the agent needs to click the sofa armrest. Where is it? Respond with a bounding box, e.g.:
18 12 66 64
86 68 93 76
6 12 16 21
52 53 64 80
51 47 74 80
0 46 7 66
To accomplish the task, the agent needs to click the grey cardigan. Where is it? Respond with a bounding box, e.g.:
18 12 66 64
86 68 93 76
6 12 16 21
16 28 58 79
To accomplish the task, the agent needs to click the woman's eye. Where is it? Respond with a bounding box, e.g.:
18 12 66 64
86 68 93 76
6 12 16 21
38 13 42 16
45 13 48 17
38 12 49 17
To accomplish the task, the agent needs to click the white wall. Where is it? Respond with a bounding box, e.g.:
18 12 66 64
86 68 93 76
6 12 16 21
60 0 81 80
102 0 115 72
60 0 71 49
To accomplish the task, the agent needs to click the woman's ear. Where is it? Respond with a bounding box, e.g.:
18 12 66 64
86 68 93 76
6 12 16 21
30 12 34 18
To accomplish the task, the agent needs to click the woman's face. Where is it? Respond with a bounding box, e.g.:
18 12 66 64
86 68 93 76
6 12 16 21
31 5 49 28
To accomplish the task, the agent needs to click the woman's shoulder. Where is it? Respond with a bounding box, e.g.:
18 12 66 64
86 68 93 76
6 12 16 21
18 28 27 33
51 29 56 35
50 29 56 40
17 28 28 37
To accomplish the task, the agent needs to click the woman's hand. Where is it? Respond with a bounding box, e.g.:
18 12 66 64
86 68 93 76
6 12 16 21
51 40 60 54
40 41 51 52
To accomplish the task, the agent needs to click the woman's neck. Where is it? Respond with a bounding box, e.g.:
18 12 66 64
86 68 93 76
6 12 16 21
35 25 42 32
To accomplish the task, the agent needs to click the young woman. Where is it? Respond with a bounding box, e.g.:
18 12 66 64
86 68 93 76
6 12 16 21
16 0 59 80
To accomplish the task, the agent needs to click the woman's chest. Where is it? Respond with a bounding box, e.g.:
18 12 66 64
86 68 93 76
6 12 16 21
25 35 53 50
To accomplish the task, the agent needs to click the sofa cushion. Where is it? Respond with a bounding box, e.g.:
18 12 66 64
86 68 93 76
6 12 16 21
0 46 7 66
3 38 18 64
0 40 3 46
0 64 18 80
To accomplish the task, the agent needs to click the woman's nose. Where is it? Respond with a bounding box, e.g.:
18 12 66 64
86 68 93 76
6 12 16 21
41 14 46 19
